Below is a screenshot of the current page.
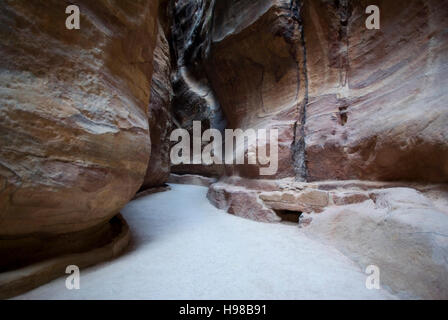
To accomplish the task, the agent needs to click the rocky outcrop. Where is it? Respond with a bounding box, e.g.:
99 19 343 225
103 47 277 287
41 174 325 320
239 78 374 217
0 0 159 269
305 187 448 299
207 176 448 221
0 214 130 299
142 23 173 189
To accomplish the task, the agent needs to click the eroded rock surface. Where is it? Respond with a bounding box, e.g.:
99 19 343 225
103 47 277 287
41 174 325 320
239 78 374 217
0 0 159 264
207 0 306 179
170 0 448 182
142 23 173 189
170 0 227 177
305 187 448 299
303 0 448 182
207 176 448 221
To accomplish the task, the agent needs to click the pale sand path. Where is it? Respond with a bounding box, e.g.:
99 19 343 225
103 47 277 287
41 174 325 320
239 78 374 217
15 184 396 299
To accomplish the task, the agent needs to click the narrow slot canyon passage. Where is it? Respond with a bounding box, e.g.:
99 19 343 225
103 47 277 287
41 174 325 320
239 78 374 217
15 184 395 300
1 0 448 302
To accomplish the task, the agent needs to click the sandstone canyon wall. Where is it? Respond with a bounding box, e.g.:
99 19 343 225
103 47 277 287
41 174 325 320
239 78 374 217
171 0 448 182
207 0 306 179
169 0 227 177
303 0 448 182
0 0 159 271
142 21 173 189
0 0 447 300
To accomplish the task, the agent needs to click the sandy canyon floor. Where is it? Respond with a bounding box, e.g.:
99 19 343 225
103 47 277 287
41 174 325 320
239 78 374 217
15 184 397 299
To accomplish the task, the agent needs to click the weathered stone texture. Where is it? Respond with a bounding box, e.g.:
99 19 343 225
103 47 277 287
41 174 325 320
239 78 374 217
142 23 173 189
171 0 448 182
304 0 448 182
0 0 159 240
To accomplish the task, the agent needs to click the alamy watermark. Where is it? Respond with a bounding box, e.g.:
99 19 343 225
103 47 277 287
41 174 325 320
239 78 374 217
365 5 380 30
65 5 80 30
365 265 380 290
65 5 380 31
170 121 279 176
65 265 80 290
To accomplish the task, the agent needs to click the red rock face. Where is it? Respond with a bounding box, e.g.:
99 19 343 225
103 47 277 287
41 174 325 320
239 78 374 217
303 0 448 182
206 0 305 179
0 0 159 238
142 23 173 189
172 0 448 183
